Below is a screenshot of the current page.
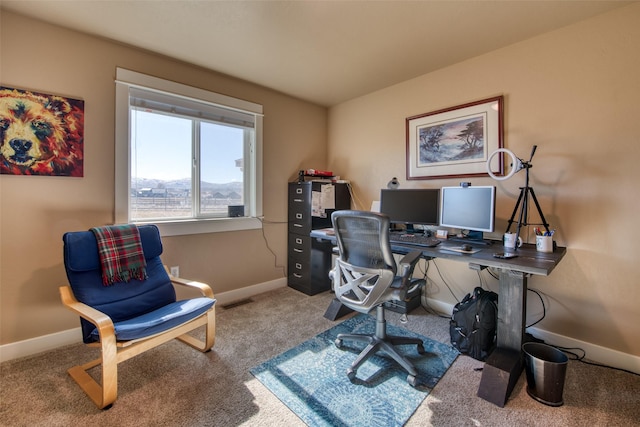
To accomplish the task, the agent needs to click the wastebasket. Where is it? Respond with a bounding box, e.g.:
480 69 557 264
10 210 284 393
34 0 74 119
522 342 568 406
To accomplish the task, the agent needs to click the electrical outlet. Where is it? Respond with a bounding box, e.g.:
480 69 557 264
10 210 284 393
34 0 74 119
170 266 179 277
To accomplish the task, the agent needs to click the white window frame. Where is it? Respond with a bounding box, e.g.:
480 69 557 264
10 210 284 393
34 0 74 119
115 68 263 236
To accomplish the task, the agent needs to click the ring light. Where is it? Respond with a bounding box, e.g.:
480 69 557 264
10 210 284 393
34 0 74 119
486 148 521 181
487 145 551 240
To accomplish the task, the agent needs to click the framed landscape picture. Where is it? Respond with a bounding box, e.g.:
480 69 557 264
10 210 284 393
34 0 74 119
406 96 503 180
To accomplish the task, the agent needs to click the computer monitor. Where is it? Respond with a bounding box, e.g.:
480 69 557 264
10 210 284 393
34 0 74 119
439 185 496 242
379 188 440 233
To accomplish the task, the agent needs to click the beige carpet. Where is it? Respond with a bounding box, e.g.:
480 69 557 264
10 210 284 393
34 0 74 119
1 286 638 426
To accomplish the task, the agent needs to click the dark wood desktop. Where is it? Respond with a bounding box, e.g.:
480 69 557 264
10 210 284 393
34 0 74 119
310 229 567 407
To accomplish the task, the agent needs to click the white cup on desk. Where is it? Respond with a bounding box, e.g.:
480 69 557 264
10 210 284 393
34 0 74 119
504 232 522 249
536 235 554 253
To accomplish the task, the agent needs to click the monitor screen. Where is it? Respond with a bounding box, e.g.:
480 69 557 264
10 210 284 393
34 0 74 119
379 188 440 230
439 186 496 233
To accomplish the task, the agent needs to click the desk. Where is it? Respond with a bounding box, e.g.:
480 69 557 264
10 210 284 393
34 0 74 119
310 229 566 407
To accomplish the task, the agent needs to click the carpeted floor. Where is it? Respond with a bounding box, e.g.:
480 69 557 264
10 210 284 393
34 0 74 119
1 286 639 426
250 313 458 426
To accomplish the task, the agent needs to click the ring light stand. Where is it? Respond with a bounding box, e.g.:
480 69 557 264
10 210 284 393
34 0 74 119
487 145 550 244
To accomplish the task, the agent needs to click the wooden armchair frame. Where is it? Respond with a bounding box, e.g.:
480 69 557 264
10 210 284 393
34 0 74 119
59 272 215 409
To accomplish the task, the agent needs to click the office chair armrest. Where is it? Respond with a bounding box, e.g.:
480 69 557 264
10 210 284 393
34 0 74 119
59 285 115 338
170 277 215 299
398 251 422 277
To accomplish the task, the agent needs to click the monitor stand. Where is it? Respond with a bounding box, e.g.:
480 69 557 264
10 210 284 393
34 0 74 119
391 224 423 234
448 231 492 246
404 224 431 235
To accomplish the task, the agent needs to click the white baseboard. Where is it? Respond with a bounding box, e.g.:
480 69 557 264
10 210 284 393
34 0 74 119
0 328 82 364
422 297 455 318
526 326 640 375
0 278 287 364
424 297 640 375
214 277 287 306
3 282 637 375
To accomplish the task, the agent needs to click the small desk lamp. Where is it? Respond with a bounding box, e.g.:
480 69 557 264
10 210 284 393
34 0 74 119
487 145 551 242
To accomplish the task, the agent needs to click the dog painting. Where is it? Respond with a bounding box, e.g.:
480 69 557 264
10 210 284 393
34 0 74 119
0 86 84 176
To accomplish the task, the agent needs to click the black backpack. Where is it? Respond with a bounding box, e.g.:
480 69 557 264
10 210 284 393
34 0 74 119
449 287 498 361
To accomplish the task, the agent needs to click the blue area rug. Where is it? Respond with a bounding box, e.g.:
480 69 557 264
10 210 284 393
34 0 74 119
250 314 459 426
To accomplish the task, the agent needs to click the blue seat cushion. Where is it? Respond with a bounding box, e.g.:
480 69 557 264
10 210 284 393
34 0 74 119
90 297 216 342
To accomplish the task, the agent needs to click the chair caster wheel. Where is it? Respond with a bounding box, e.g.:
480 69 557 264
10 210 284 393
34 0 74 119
347 369 357 382
417 343 426 354
407 375 418 387
335 338 343 348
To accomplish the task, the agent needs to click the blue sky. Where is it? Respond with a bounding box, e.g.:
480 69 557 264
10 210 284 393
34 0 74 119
131 110 243 183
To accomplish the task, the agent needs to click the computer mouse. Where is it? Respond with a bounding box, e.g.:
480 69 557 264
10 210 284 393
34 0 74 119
461 244 472 252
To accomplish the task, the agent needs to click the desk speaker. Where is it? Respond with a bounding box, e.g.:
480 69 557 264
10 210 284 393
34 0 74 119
228 205 245 217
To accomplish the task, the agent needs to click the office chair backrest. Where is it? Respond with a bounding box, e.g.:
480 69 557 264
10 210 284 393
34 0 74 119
331 210 396 275
63 224 176 343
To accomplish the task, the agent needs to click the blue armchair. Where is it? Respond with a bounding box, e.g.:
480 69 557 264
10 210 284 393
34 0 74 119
60 224 216 409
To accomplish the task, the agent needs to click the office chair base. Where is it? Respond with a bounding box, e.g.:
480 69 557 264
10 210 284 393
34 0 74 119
335 333 425 386
345 364 419 386
407 374 417 387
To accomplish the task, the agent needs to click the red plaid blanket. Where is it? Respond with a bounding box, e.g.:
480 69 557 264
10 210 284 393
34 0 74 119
90 225 148 286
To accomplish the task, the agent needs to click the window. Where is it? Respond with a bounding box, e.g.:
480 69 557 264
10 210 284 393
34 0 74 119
115 68 263 236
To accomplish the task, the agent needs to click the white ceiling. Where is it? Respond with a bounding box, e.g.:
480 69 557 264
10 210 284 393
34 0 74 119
1 1 632 106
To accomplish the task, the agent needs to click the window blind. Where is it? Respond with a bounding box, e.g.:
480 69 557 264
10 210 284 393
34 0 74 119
129 87 255 129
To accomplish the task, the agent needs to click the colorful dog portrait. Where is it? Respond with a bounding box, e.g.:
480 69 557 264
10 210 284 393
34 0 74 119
0 86 84 177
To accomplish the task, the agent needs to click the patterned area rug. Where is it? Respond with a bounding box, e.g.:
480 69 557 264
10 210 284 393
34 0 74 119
250 313 459 426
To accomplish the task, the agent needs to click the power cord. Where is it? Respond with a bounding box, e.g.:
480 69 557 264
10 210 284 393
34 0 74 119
525 288 546 328
484 267 545 328
486 266 500 280
421 261 638 378
523 288 638 376
345 182 366 210
476 269 487 290
431 259 461 303
257 217 287 278
417 259 461 319
418 259 449 318
552 345 640 377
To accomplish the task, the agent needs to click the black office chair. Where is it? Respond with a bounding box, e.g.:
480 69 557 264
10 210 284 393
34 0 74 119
330 210 427 386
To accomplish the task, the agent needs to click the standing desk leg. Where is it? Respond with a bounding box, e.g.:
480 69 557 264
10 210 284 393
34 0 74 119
477 270 528 407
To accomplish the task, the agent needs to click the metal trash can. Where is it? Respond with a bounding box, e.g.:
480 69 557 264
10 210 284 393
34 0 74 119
522 342 568 406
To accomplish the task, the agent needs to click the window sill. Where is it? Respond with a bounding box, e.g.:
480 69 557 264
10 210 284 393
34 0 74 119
135 217 262 237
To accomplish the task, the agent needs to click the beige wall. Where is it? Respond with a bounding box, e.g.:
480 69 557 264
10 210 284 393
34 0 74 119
0 12 327 344
2 5 639 366
328 4 640 358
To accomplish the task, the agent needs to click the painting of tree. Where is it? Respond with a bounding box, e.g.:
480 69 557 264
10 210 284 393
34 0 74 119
418 116 485 165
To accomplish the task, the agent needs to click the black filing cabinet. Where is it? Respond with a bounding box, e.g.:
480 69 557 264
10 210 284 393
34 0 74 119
288 181 350 295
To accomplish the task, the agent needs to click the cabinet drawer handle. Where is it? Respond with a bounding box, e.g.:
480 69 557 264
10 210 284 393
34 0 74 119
293 273 303 278
295 238 303 244
293 198 303 203
294 248 303 253
295 263 302 270
296 213 303 219
293 224 303 228
296 188 303 194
